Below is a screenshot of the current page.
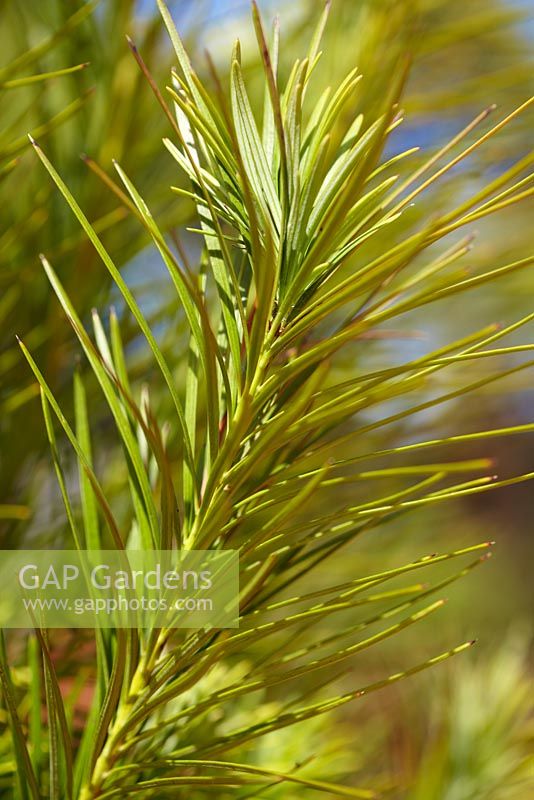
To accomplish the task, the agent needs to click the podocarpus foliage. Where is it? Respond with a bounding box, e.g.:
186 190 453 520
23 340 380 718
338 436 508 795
2 0 533 797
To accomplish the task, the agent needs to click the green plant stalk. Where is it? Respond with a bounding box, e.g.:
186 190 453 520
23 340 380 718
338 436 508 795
80 352 271 797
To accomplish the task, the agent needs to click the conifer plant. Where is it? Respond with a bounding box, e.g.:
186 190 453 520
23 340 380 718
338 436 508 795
1 0 533 797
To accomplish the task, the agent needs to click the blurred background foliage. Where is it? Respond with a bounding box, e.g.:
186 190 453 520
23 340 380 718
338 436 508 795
1 0 532 796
